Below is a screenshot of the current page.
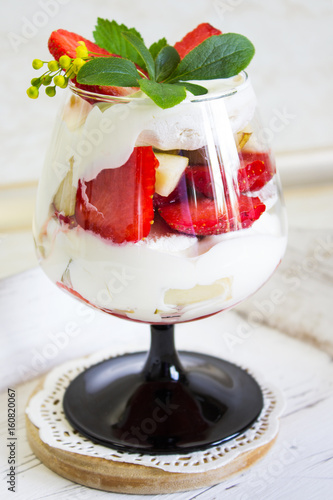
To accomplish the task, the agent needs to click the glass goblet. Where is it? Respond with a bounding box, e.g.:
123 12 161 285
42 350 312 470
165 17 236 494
33 73 287 453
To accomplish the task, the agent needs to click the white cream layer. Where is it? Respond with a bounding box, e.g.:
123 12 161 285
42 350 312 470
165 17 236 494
40 212 286 323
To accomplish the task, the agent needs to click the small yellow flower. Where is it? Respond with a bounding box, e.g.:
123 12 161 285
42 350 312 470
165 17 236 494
76 42 88 59
32 59 43 70
54 75 68 88
27 86 39 99
45 86 56 97
59 55 72 69
48 60 59 72
73 57 86 73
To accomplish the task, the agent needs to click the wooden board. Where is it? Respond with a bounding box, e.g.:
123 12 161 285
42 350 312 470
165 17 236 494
25 380 276 495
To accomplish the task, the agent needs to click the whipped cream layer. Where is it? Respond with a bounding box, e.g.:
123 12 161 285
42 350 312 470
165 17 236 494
39 213 286 323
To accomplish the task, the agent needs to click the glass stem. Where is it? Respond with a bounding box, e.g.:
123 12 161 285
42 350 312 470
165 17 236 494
142 325 187 382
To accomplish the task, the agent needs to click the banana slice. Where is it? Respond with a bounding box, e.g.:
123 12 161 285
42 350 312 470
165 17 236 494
155 153 189 197
54 156 77 216
236 129 252 151
164 277 232 306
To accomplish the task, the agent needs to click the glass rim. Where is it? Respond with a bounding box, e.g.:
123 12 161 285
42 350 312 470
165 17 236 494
68 71 249 105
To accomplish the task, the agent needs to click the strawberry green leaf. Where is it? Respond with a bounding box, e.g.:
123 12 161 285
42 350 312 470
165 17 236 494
166 33 255 82
93 18 146 71
122 31 155 80
175 82 208 96
155 45 180 82
77 57 140 87
149 38 167 60
139 80 186 109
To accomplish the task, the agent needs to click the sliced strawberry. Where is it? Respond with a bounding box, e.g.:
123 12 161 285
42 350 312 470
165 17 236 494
158 195 265 236
186 165 213 198
48 29 110 60
75 147 158 244
158 197 229 236
186 151 276 199
238 151 276 192
174 23 222 59
238 196 266 228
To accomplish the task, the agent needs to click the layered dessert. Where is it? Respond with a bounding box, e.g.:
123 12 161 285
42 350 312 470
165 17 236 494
32 22 287 323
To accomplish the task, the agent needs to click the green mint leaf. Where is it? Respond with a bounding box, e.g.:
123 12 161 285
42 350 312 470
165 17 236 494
149 38 167 59
167 33 255 82
77 57 140 87
139 80 186 109
155 45 180 83
175 82 208 96
93 18 146 71
122 31 155 80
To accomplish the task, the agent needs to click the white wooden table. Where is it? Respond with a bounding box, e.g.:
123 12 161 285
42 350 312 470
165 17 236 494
1 185 333 499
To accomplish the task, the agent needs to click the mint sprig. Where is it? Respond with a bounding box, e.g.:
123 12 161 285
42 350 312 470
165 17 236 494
76 20 256 109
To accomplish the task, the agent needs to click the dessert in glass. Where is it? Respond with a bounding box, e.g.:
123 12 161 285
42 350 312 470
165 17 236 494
31 22 287 453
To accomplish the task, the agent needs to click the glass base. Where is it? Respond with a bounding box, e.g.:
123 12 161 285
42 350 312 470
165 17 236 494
63 328 263 454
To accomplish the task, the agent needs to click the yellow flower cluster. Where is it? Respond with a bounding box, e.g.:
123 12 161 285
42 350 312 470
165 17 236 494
27 42 89 99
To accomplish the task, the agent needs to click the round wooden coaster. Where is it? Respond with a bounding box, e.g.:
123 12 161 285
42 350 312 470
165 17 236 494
26 381 277 494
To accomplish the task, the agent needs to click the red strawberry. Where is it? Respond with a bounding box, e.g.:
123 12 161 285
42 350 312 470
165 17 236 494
48 29 138 98
238 151 276 192
185 165 212 198
158 195 265 236
75 147 158 244
48 29 110 60
238 196 266 228
174 23 222 59
158 197 229 236
186 151 276 199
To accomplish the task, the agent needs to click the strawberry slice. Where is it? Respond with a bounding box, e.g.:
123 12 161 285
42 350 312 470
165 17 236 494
186 165 212 198
48 29 110 60
48 29 138 98
186 151 276 199
158 197 228 235
238 196 266 228
174 23 222 59
75 147 158 244
238 151 276 192
158 195 265 236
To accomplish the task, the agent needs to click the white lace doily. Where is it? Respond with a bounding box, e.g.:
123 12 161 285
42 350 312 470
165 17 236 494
26 348 284 474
